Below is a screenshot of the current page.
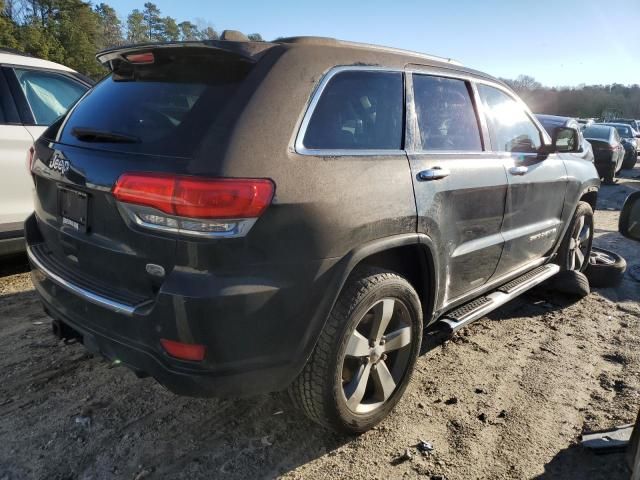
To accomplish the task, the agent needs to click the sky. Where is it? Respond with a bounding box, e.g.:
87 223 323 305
105 0 640 87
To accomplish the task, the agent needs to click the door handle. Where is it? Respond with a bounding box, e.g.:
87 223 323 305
418 167 450 181
509 166 529 176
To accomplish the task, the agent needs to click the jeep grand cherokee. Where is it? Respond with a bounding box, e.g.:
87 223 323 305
26 35 600 434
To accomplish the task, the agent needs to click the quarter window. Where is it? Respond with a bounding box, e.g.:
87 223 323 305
413 75 482 151
478 84 541 153
302 70 403 151
14 68 87 125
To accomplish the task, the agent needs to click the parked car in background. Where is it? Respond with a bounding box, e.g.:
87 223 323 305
610 118 640 133
26 36 600 434
598 122 638 169
0 49 92 256
536 114 594 163
577 118 595 130
583 124 625 183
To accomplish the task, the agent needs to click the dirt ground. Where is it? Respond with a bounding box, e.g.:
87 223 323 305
1 169 639 480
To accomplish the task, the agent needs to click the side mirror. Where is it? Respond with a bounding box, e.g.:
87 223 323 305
619 191 640 241
553 126 580 153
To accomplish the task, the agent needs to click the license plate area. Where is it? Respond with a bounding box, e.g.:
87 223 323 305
58 187 88 233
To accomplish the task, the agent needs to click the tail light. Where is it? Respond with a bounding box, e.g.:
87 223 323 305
26 145 35 173
160 338 206 361
112 173 275 238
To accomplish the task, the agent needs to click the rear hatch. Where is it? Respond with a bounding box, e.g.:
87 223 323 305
30 44 263 302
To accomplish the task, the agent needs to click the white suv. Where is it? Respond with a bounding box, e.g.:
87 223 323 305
0 49 91 255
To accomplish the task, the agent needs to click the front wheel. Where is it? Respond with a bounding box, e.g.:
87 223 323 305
557 201 594 273
289 267 423 434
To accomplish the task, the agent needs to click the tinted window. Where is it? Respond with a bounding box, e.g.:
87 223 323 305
303 70 403 150
583 126 611 140
478 84 541 153
14 68 87 125
60 50 253 157
413 75 482 151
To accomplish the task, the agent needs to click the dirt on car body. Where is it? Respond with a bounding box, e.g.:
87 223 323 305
1 170 639 479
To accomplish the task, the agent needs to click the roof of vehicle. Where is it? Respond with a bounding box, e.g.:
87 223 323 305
585 124 613 130
96 37 506 86
535 114 579 127
599 122 638 133
0 49 76 72
599 122 632 128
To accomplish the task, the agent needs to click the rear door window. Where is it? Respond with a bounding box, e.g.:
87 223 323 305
301 70 403 151
59 49 254 157
14 68 88 125
477 84 541 153
412 74 482 151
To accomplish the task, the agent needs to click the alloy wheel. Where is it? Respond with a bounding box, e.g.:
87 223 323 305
341 298 413 414
568 215 592 271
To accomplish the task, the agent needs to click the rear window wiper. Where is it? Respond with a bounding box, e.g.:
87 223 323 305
71 127 140 144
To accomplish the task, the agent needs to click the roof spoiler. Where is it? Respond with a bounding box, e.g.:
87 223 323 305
96 40 275 70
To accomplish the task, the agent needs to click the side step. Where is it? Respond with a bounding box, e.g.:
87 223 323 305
439 264 560 333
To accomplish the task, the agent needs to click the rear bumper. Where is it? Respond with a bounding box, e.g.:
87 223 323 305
26 213 342 397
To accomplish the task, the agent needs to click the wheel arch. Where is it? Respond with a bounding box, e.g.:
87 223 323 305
579 187 598 211
333 233 440 328
289 234 441 390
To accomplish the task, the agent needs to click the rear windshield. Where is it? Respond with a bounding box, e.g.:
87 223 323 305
583 126 610 140
612 125 632 137
58 49 253 157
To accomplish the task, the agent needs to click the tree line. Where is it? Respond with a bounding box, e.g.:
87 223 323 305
502 75 640 120
0 0 263 78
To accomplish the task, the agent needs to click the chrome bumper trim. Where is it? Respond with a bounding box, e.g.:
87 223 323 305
27 245 137 316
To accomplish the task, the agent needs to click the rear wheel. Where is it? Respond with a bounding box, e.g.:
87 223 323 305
622 149 638 170
557 201 593 273
289 267 422 434
603 163 617 184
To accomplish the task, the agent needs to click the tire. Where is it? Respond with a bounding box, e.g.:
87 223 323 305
626 409 640 476
584 247 627 288
289 267 423 434
622 149 637 170
549 270 590 298
603 163 616 184
556 201 594 273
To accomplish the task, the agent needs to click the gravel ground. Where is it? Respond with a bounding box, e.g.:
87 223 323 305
0 168 639 480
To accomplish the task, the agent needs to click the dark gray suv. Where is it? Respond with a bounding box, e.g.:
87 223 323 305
26 36 600 434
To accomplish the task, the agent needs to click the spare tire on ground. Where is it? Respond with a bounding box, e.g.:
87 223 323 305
549 270 590 298
585 247 627 288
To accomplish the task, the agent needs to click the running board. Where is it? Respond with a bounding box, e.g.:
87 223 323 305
439 264 560 333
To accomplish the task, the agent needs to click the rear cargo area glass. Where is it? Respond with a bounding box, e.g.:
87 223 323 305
58 49 253 157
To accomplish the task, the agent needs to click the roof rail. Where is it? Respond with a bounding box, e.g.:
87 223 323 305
276 36 463 66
